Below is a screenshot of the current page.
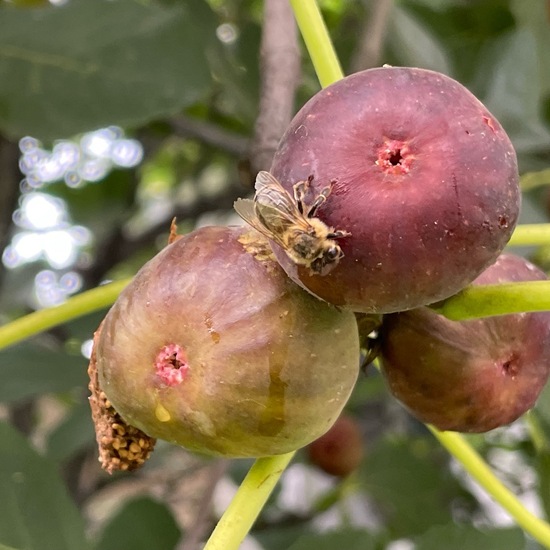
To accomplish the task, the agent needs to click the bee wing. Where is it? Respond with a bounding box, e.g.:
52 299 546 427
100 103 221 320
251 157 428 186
254 170 283 194
254 171 312 233
234 199 266 232
233 198 283 241
234 198 295 249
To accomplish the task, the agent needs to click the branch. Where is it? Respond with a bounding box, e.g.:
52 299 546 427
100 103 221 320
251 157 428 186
178 460 228 550
249 0 301 175
170 116 249 158
350 0 393 72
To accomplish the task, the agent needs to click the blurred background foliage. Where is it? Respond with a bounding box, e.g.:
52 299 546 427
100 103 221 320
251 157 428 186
0 0 550 549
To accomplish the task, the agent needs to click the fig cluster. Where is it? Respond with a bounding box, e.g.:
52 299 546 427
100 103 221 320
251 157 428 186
92 66 542 467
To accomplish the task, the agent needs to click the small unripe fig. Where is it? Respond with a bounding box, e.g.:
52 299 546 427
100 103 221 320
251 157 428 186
96 226 360 457
379 254 550 432
307 413 364 477
270 67 520 313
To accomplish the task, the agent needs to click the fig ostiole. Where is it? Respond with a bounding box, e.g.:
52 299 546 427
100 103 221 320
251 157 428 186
95 225 360 458
379 254 550 433
268 66 520 313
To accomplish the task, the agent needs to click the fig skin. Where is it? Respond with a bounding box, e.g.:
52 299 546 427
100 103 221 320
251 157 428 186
269 66 520 313
307 413 364 477
96 225 360 458
379 254 550 433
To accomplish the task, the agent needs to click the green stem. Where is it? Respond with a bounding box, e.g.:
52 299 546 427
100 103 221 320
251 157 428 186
431 280 550 320
508 224 550 247
203 452 295 550
0 279 130 351
526 411 549 454
520 168 550 192
429 427 550 548
204 4 343 548
288 0 343 86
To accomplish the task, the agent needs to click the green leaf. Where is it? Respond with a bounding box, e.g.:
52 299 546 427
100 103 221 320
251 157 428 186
414 524 525 550
361 436 470 538
94 497 180 550
0 0 218 142
253 524 307 550
0 343 87 403
46 399 94 462
510 0 550 96
287 529 376 550
535 451 550 522
388 5 451 74
0 421 91 550
480 29 550 154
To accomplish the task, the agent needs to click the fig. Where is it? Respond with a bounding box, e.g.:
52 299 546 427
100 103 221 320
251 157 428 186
95 225 360 457
379 254 550 432
269 66 520 313
307 413 364 477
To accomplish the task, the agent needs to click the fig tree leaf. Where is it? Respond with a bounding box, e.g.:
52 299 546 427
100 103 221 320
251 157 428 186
535 451 550 522
0 0 218 142
510 0 550 96
361 436 470 538
388 5 451 75
287 530 376 550
481 29 550 154
95 497 180 550
46 400 94 462
414 524 525 550
0 421 91 550
0 344 87 403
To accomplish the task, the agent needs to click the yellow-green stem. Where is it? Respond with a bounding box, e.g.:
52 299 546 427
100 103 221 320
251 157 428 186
430 427 550 548
205 3 343 547
431 280 550 320
509 223 550 247
289 0 343 86
0 279 130 351
203 452 295 550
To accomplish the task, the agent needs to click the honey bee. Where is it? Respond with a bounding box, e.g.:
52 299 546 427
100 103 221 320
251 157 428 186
234 171 350 275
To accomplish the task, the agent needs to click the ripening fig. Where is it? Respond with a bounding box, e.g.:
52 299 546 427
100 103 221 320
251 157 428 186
307 413 364 477
379 254 550 432
268 66 520 313
95 225 360 457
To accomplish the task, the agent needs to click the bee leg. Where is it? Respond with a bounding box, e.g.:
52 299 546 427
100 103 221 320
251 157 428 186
307 183 334 217
327 229 351 239
293 179 312 214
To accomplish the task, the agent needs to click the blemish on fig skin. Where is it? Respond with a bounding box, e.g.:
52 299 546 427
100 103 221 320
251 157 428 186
154 344 189 386
483 115 497 134
497 215 509 229
204 315 221 344
375 140 414 175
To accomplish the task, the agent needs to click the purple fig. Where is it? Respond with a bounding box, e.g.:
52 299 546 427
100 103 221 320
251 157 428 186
379 254 550 432
268 66 519 313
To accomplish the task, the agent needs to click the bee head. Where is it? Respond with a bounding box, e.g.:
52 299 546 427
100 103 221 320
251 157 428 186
324 244 343 262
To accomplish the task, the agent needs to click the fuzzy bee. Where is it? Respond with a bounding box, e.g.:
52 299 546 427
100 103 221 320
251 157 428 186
234 171 350 275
